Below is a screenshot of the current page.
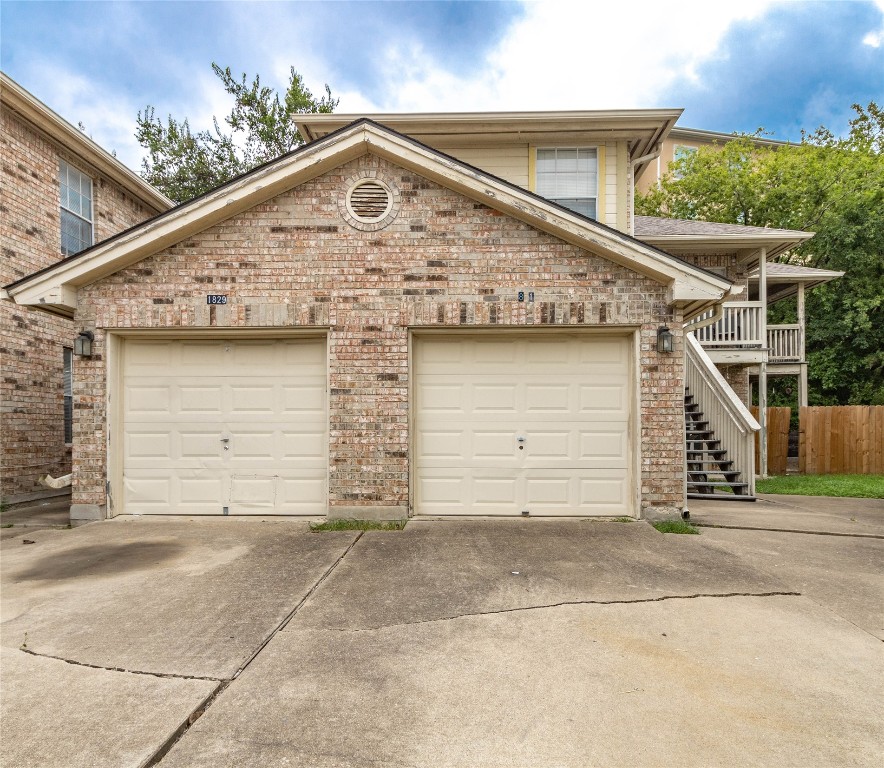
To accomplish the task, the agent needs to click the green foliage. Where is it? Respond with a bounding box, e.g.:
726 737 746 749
651 520 699 534
136 64 338 203
637 104 884 405
309 519 407 532
755 474 884 498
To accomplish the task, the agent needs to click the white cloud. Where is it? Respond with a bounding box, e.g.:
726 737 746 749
349 0 779 112
864 0 884 46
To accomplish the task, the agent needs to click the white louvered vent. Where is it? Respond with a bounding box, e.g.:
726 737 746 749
347 180 392 222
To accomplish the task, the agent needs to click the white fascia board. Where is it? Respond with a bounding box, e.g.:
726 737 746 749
9 121 730 312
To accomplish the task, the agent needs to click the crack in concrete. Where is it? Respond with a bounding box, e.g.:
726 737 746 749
17 648 224 682
329 591 803 632
694 523 884 540
143 531 365 767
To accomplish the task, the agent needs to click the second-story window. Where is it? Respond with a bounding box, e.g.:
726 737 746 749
672 145 698 180
536 148 598 219
59 159 93 257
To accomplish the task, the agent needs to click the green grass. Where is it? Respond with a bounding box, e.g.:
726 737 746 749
652 520 700 535
309 519 407 532
755 474 884 498
1 523 13 529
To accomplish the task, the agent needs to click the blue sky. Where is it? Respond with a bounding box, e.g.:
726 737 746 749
2 0 882 171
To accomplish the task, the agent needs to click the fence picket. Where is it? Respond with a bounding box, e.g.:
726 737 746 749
798 406 884 474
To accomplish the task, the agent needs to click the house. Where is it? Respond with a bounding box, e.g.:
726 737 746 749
633 126 789 197
3 108 837 523
0 73 172 504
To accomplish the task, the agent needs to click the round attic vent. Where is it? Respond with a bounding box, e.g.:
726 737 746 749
346 179 393 223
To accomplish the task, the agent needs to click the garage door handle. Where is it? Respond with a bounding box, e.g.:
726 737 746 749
220 438 230 442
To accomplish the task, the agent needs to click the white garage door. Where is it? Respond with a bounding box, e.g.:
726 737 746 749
121 337 327 515
414 334 633 517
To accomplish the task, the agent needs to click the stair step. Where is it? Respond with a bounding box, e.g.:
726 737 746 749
687 481 751 492
686 429 714 437
685 419 709 429
686 449 728 457
688 471 742 481
687 493 757 502
687 462 735 471
686 439 721 447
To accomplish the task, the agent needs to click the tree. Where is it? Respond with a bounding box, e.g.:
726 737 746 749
637 103 884 406
136 64 338 203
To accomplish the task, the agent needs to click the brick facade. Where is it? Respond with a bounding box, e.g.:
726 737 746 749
73 154 685 517
0 107 160 497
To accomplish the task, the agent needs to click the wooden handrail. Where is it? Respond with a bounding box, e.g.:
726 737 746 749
685 333 760 493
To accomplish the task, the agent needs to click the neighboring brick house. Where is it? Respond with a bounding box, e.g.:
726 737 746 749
0 73 171 500
5 111 821 523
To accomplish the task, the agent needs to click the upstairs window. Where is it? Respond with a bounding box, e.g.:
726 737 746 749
672 145 698 180
536 148 598 219
59 159 93 256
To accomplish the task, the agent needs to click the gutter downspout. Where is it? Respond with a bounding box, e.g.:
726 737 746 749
629 149 660 236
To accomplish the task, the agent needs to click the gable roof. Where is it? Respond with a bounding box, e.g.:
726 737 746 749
0 72 172 213
4 119 735 318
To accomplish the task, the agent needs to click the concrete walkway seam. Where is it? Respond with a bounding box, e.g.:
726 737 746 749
17 648 224 682
694 523 884 539
142 531 366 768
324 591 803 633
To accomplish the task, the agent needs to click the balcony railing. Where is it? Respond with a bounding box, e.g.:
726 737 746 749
687 303 805 364
689 302 764 347
768 324 802 363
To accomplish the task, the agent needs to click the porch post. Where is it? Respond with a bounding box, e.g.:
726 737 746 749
758 248 769 478
797 282 808 408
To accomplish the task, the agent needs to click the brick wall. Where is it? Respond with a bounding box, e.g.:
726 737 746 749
0 107 159 497
75 154 686 516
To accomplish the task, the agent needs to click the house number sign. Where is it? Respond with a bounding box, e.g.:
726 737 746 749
206 295 228 305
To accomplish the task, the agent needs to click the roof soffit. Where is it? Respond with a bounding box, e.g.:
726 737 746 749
7 119 730 314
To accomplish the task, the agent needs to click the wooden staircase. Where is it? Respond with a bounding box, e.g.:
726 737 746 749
685 387 755 501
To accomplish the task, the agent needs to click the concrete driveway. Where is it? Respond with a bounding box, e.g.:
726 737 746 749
1 500 882 768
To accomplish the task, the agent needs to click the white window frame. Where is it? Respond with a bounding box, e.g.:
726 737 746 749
59 159 93 257
534 147 599 220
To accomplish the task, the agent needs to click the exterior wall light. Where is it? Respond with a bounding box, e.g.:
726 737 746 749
74 330 94 357
657 326 674 354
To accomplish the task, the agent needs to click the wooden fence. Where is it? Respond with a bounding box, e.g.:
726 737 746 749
751 407 791 476
799 406 884 474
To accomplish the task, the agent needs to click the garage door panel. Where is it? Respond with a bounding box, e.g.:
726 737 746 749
126 386 171 414
179 386 223 414
473 430 518 459
282 383 327 414
230 386 277 413
126 432 173 460
578 384 626 412
281 431 327 459
418 430 465 459
415 334 633 517
472 475 518 505
578 431 628 463
122 338 327 516
473 384 518 412
418 383 466 412
525 384 571 412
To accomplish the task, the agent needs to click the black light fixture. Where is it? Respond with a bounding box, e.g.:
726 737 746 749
74 330 94 357
656 326 674 354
